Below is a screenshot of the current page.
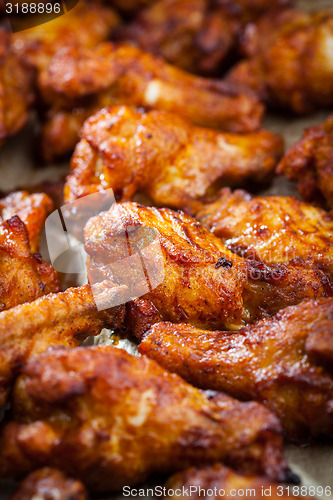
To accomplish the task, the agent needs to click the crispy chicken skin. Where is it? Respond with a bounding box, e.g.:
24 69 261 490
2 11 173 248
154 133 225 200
65 106 283 206
193 188 333 280
278 114 333 209
10 468 87 500
0 191 53 252
0 345 293 489
0 216 60 313
39 42 263 159
0 283 126 408
84 203 332 337
0 30 34 149
118 0 293 75
139 298 333 442
166 464 307 500
11 2 120 73
227 9 333 113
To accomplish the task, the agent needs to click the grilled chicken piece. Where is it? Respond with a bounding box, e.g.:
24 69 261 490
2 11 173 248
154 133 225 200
118 0 293 75
166 464 307 500
193 188 333 280
39 42 263 160
278 114 333 209
0 345 293 489
0 283 126 407
227 8 333 113
11 1 120 73
65 106 283 206
139 298 333 442
84 203 332 338
0 30 34 149
0 191 53 252
10 468 87 500
0 216 60 314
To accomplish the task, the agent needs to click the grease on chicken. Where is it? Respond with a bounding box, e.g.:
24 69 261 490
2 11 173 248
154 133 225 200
0 345 293 489
65 106 283 206
84 202 333 338
227 8 333 113
278 114 333 209
39 42 264 160
193 188 333 280
140 298 333 442
0 283 126 407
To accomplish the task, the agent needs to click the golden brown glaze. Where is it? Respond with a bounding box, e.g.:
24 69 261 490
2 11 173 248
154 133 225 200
39 42 264 159
0 30 34 148
193 188 333 280
0 191 53 252
167 464 307 500
10 468 87 500
65 106 283 206
84 202 333 337
0 283 126 407
11 2 120 73
0 345 292 489
227 9 333 113
140 298 333 442
0 216 60 313
278 114 333 209
118 0 293 75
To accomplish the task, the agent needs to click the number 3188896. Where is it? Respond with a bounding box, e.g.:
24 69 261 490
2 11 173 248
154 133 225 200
5 3 61 14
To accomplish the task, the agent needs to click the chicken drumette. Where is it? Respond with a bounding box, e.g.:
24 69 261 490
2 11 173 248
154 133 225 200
38 42 263 160
0 345 293 489
84 202 333 338
227 8 333 113
192 188 333 280
65 106 283 206
278 114 333 209
140 298 333 442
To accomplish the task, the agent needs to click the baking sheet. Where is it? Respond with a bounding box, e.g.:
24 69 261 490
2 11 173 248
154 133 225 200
0 0 333 497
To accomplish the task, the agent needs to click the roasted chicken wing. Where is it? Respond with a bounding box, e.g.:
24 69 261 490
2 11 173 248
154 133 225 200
278 114 333 209
11 1 120 73
10 468 87 500
84 203 332 337
0 191 53 252
39 42 263 160
0 282 126 407
140 298 333 442
227 8 333 113
192 188 333 280
167 464 309 500
0 29 34 149
65 106 283 206
117 0 293 75
0 216 60 314
0 345 293 489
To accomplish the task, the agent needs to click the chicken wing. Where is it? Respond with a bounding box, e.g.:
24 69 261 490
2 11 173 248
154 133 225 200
0 216 60 313
11 1 120 73
0 29 34 149
0 283 126 407
84 202 333 338
38 42 264 160
117 0 293 75
0 345 293 489
65 106 283 206
166 464 309 500
192 188 333 280
10 468 87 500
278 114 333 209
227 8 333 113
0 191 53 252
139 297 333 442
